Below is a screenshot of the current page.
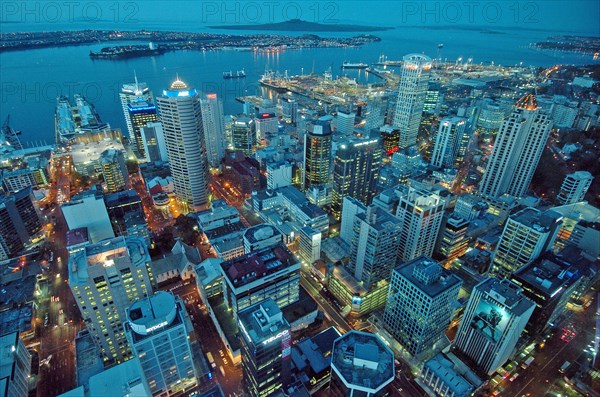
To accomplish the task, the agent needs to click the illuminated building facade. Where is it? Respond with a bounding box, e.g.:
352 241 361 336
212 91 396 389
303 120 332 191
384 257 462 356
99 149 129 193
231 116 256 156
435 214 470 263
238 299 291 397
68 236 154 365
556 171 594 205
125 291 200 396
200 93 226 167
479 94 552 198
453 278 535 375
331 135 382 219
489 207 562 279
156 78 209 212
0 187 41 257
430 116 467 169
393 53 432 149
120 79 157 158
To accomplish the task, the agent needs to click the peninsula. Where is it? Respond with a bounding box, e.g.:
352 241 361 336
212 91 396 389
208 19 392 32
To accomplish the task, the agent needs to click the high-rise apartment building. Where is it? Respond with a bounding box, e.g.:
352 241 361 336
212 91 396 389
556 171 594 205
331 135 382 219
453 278 535 375
383 257 462 356
68 236 154 365
328 331 394 397
489 207 562 278
238 299 291 397
120 78 158 158
303 120 332 191
347 205 402 290
0 187 41 257
393 53 432 149
479 94 552 198
298 226 321 265
430 116 467 168
99 149 129 193
156 78 209 212
200 93 226 168
395 187 445 262
125 291 200 396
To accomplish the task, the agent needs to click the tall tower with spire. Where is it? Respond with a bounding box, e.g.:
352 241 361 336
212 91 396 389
156 77 209 212
120 72 158 159
479 94 552 198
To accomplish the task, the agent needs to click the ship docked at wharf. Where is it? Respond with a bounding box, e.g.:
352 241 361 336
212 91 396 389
54 95 111 143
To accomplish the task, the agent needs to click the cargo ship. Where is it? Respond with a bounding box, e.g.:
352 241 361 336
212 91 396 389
342 61 368 69
223 70 246 79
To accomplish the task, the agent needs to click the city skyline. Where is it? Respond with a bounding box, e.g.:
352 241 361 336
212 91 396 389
0 3 598 397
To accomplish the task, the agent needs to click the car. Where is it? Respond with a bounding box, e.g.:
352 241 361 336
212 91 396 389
223 358 228 365
219 350 224 357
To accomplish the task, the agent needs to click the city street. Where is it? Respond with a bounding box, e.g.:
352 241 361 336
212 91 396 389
501 293 598 397
299 271 352 333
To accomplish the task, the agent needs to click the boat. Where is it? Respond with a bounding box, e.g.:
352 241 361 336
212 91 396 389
342 61 368 69
0 115 24 152
223 70 246 79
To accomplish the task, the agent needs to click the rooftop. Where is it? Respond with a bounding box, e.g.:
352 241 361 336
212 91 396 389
509 207 563 232
74 330 103 390
331 331 394 392
66 227 90 247
69 236 150 287
126 291 178 337
423 353 474 396
220 243 297 289
395 256 462 297
244 224 281 244
512 257 579 298
238 299 289 345
477 278 536 316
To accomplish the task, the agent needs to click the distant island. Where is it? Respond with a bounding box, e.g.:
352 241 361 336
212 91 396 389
209 18 392 32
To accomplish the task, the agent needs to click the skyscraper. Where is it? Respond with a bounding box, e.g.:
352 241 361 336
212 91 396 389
156 78 209 212
453 278 535 375
489 207 563 279
303 120 332 191
331 135 382 219
430 116 467 168
328 331 394 397
125 291 200 396
365 94 388 132
99 149 129 193
0 187 41 257
395 186 445 262
200 93 226 168
238 299 291 397
231 115 256 156
68 236 154 365
557 171 594 205
120 78 158 158
347 205 402 290
340 196 366 245
383 257 462 356
479 94 552 198
393 53 432 149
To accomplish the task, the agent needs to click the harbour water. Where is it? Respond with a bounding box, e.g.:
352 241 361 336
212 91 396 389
1 25 597 145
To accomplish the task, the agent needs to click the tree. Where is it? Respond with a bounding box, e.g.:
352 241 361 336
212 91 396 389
174 214 200 246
